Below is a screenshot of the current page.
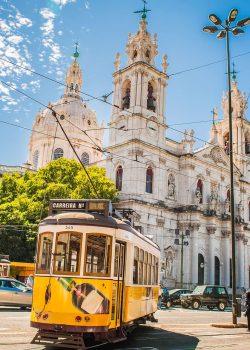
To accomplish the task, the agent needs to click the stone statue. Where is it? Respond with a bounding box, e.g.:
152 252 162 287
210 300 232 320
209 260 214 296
195 188 202 205
114 53 121 71
225 198 230 215
166 251 173 277
168 174 175 198
162 54 168 73
210 189 218 212
147 83 156 112
122 88 130 109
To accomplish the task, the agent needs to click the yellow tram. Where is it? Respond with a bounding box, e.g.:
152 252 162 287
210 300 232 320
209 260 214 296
31 199 160 349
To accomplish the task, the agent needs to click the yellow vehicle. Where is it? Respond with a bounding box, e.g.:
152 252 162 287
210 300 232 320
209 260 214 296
31 199 160 349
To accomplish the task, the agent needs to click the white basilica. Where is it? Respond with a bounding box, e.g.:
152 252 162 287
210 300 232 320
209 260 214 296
27 18 250 291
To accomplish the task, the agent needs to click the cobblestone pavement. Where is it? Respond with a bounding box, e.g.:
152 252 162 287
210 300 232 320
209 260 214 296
0 306 249 350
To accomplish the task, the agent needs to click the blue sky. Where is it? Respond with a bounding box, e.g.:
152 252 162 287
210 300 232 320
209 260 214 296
0 0 250 165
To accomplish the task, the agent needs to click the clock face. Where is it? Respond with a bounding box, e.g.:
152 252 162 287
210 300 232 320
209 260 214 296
147 121 158 135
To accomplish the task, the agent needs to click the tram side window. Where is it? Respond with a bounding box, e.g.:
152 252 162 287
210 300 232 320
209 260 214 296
143 252 148 284
85 234 112 276
54 233 81 274
148 253 152 285
155 257 159 285
139 249 144 285
37 233 53 273
133 246 139 284
151 256 155 284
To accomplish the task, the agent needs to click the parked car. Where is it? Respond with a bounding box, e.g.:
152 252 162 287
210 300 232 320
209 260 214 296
0 277 32 309
180 285 230 311
161 289 193 308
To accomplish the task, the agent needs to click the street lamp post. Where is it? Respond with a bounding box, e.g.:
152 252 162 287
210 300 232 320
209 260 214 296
174 229 190 288
203 9 250 325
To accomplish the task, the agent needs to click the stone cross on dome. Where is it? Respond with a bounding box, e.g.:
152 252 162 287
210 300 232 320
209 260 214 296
134 0 151 21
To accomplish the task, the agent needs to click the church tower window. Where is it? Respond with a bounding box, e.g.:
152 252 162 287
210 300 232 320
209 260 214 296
226 189 231 213
116 166 123 191
245 133 250 154
147 82 156 112
33 150 39 170
133 50 137 59
70 83 74 91
81 152 89 166
53 148 64 160
122 80 131 110
75 84 79 93
248 201 250 221
146 167 153 193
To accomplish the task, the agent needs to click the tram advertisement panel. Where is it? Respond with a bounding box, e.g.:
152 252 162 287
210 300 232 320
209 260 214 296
32 276 111 325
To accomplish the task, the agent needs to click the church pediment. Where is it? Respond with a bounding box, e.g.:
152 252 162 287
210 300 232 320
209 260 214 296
195 145 240 173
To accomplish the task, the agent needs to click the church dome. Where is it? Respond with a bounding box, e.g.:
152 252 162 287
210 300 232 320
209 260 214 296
28 47 103 170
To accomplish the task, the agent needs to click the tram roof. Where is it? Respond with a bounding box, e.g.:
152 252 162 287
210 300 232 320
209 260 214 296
40 212 160 250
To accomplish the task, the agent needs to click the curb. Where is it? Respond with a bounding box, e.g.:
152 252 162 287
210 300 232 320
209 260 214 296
210 323 247 328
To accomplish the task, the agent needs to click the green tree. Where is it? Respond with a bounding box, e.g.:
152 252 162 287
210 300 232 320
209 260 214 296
0 158 118 261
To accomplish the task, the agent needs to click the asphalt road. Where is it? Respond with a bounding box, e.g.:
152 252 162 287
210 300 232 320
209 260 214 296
0 306 249 350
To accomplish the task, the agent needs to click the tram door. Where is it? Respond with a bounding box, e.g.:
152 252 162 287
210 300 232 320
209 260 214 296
112 241 126 328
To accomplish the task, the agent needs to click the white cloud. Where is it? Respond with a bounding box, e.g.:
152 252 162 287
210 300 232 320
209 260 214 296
51 0 76 6
58 30 63 36
7 35 23 44
84 1 90 10
39 8 62 64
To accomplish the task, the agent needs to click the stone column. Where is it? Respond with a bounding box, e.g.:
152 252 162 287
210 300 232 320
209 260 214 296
136 70 142 107
236 233 244 288
191 225 199 287
207 226 216 284
243 238 248 289
222 230 230 287
130 71 137 109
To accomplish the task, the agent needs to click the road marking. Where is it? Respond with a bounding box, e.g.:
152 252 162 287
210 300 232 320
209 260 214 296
0 332 28 335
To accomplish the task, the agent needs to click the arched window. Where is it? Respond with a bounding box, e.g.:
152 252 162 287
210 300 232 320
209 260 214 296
198 253 205 285
196 179 203 204
146 167 153 193
75 84 79 93
122 80 131 110
147 82 156 112
81 152 89 166
214 256 220 285
53 148 64 160
70 83 74 91
248 201 250 221
116 166 123 191
33 150 39 170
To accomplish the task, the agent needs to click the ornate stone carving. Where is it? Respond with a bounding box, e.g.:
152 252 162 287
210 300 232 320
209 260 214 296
202 146 227 166
161 54 168 73
222 230 230 238
206 226 216 235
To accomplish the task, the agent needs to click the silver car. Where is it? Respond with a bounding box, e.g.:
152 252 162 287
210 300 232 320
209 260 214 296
0 277 32 308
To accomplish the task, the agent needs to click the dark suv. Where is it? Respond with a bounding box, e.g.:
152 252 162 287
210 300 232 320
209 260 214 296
180 285 230 311
161 289 193 308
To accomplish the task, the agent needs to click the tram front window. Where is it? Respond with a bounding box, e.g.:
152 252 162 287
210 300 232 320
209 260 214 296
37 233 53 273
54 233 81 274
85 234 111 276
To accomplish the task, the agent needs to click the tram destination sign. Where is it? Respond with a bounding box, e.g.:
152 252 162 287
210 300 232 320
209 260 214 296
49 199 112 216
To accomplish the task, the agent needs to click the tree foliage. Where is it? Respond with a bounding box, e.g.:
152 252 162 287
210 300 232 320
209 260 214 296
0 158 118 261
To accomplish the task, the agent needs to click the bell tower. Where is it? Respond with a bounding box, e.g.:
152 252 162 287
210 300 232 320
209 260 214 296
108 4 169 147
64 43 82 99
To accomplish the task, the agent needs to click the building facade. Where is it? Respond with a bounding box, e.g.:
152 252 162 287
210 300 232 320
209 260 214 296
103 18 250 290
26 18 250 291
